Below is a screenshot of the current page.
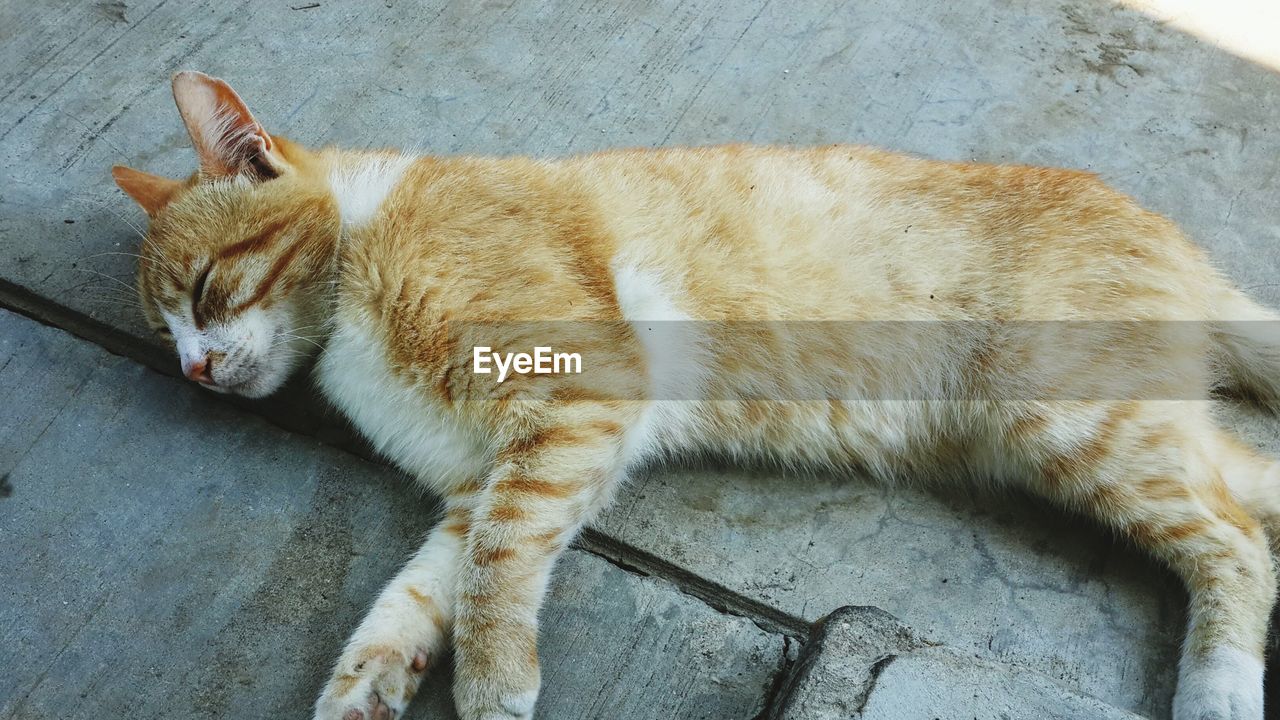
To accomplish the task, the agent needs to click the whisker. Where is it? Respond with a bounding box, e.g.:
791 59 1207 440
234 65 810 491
286 327 327 340
66 279 142 302
78 250 148 262
77 287 143 303
274 332 325 350
75 249 184 279
76 291 146 310
81 298 145 312
74 197 150 243
72 268 138 294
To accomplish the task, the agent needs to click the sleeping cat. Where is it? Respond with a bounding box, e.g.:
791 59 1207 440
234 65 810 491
113 71 1280 720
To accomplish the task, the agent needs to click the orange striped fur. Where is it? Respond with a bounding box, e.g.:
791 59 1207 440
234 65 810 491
115 72 1280 720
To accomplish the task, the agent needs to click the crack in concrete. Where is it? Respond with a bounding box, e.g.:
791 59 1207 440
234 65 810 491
0 283 814 652
753 634 798 720
850 653 898 717
575 527 811 642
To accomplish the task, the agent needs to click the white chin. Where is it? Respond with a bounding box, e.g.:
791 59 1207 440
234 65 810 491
224 373 286 399
201 355 299 398
201 370 288 399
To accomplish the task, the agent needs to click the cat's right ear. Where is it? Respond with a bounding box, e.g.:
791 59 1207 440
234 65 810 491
171 71 287 182
112 166 184 216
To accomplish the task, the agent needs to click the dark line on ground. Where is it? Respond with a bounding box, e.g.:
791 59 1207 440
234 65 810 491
575 527 810 641
0 278 813 647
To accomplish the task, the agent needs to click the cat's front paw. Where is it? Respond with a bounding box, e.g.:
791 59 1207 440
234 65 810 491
453 683 538 720
313 644 431 720
1173 646 1264 720
450 633 537 719
451 645 540 720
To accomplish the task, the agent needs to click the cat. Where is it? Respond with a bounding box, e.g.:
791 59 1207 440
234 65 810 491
112 70 1280 720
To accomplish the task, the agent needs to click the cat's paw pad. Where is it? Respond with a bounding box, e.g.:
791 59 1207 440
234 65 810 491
1173 647 1263 720
314 645 431 720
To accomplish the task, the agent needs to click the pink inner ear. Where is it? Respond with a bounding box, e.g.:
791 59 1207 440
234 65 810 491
171 71 273 178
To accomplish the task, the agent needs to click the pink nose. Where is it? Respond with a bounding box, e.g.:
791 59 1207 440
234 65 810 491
185 356 214 384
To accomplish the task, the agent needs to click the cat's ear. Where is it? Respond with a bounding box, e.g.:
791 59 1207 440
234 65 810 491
112 165 185 216
171 71 285 181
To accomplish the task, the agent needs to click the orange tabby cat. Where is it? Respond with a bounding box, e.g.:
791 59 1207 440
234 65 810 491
114 71 1280 720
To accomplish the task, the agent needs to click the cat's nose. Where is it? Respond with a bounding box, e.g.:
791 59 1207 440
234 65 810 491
184 356 214 384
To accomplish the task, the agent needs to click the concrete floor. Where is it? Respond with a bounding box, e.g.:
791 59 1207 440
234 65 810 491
3 1 1280 718
0 309 783 719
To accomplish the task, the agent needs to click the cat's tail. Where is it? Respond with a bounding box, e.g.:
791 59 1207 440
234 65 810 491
1211 287 1280 411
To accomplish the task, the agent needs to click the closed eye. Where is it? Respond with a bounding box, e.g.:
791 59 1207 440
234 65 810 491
154 326 173 342
192 261 213 308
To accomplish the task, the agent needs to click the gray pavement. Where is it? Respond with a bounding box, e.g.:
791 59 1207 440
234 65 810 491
4 0 1280 718
768 607 1145 720
0 309 784 719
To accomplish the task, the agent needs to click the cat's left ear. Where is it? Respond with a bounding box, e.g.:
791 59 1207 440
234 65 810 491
171 71 287 181
112 165 185 216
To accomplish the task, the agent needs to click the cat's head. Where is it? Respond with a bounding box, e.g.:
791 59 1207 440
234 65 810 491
114 72 340 398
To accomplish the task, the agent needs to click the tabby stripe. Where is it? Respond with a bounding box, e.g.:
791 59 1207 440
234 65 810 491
472 545 517 566
233 230 314 312
495 471 582 499
216 218 291 261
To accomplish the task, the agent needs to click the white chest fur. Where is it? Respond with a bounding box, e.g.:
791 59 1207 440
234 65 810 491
318 152 489 490
316 317 491 491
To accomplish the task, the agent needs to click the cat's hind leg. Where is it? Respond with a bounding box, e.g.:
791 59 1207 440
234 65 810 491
312 481 481 720
1014 402 1275 720
1204 425 1280 554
